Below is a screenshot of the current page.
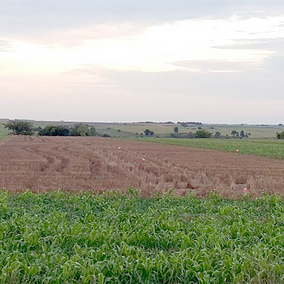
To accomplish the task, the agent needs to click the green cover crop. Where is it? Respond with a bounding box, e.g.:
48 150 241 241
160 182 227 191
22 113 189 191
1 189 284 283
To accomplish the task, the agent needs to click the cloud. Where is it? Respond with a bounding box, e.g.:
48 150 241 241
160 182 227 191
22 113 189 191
170 60 262 72
0 40 12 52
1 0 284 39
1 1 284 124
213 37 284 52
1 63 283 123
64 63 284 101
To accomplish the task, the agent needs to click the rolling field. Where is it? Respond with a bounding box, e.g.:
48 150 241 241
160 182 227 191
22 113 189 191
84 123 283 139
1 136 284 197
1 135 284 283
19 120 284 139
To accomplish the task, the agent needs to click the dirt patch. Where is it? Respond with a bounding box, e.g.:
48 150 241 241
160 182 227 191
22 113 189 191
0 136 284 198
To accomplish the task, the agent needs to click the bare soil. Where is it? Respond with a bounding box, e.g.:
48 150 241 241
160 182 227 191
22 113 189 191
0 136 284 198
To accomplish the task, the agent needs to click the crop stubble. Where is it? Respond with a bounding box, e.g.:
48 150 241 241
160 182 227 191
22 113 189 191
0 136 284 197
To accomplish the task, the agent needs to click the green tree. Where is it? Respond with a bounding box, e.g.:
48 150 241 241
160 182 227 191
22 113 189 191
89 126 97 136
70 124 90 136
38 125 70 136
195 129 212 138
144 129 154 136
231 130 239 138
3 119 34 135
215 131 221 138
173 126 179 133
276 131 284 139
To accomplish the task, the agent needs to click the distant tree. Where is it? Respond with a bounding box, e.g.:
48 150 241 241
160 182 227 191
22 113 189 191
35 126 42 133
215 131 221 138
4 119 34 135
276 131 284 139
102 133 111 137
231 130 239 138
38 125 69 136
195 129 212 138
54 125 70 136
89 127 97 136
70 124 90 136
173 126 179 133
38 125 56 136
179 122 188 127
144 129 154 136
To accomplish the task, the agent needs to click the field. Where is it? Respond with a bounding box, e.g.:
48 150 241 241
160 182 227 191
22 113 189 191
1 119 282 139
70 122 284 139
1 135 284 283
39 122 284 139
0 136 284 198
141 137 284 160
2 190 284 283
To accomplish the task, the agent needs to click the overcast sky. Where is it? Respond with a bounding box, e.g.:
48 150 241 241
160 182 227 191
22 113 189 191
1 0 284 124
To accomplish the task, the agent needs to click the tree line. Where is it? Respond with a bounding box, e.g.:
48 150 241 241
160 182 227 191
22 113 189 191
3 119 284 139
3 120 98 137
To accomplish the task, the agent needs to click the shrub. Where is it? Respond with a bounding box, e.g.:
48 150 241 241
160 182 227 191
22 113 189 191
276 131 284 139
195 129 213 138
70 124 90 136
3 119 34 135
215 131 221 138
38 125 70 136
144 129 154 136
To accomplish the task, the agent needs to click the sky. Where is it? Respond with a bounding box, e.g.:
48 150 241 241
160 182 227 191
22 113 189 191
1 1 284 124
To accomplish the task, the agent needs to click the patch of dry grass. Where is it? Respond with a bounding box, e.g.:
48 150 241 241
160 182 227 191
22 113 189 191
0 136 284 198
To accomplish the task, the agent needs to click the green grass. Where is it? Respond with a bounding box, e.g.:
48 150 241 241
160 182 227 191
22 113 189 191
0 123 9 140
2 118 283 138
138 137 284 160
87 123 284 139
2 189 284 283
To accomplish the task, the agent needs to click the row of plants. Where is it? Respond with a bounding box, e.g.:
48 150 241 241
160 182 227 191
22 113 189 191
1 189 284 283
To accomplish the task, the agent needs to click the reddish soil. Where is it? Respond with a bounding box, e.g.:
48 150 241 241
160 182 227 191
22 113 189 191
0 136 284 198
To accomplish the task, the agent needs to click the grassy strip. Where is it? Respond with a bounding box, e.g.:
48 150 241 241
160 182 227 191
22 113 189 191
1 189 284 283
0 124 8 140
136 137 284 159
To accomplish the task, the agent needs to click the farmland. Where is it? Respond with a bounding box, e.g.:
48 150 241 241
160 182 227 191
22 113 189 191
1 134 284 283
2 119 283 139
141 137 284 160
41 122 283 139
1 136 284 197
2 190 284 283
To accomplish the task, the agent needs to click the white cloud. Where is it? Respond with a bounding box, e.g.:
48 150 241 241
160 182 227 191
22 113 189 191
1 15 283 75
1 1 284 123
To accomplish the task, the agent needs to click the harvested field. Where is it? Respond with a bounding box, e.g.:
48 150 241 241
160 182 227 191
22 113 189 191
0 135 284 197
